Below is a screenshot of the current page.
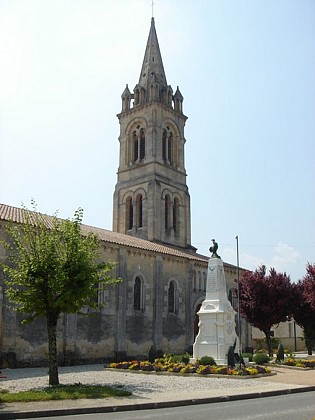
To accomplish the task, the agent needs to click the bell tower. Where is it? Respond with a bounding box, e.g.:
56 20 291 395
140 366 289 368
113 18 194 251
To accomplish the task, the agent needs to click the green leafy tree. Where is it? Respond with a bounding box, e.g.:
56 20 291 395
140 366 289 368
0 203 120 385
239 265 293 356
292 263 315 355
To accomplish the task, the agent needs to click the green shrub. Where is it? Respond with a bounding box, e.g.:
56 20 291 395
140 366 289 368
253 353 269 365
180 354 190 364
199 356 216 366
172 355 182 363
164 354 190 364
163 353 175 363
242 352 253 362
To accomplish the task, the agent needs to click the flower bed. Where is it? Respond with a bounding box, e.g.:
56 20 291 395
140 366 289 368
273 358 315 369
106 360 271 377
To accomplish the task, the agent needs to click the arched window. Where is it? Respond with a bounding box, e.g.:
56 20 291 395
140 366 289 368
134 276 145 312
136 194 143 228
126 196 133 230
165 195 170 230
132 127 145 163
168 281 176 313
173 197 179 234
133 131 138 162
162 129 167 161
140 128 145 161
168 132 173 163
162 127 173 164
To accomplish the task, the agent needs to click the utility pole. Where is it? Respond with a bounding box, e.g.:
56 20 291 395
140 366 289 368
236 235 242 358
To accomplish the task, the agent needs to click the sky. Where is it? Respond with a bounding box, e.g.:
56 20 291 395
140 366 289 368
0 0 314 282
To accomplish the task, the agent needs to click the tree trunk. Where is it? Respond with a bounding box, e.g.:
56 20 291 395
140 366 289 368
304 330 313 356
264 330 273 357
47 313 59 385
305 337 313 356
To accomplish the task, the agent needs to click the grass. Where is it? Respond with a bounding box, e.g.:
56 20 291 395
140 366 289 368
0 383 131 403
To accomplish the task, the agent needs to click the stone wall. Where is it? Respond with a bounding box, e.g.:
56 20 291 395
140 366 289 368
0 220 247 367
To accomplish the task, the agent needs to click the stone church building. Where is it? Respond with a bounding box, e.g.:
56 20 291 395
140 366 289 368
0 19 249 367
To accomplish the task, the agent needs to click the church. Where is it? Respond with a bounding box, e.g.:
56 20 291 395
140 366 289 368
0 19 250 367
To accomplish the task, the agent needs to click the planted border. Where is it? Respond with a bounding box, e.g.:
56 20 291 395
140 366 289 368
106 361 272 377
270 358 315 369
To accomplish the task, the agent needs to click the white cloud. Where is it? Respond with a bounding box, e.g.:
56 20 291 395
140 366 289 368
269 242 301 274
222 242 302 281
222 247 263 271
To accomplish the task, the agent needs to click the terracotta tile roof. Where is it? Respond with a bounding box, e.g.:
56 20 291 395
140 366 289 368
0 203 210 263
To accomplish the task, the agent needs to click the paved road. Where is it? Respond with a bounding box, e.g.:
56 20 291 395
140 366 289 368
35 392 315 420
1 364 314 419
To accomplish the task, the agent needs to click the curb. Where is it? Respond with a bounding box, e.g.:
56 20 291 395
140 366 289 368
1 386 315 419
267 363 314 371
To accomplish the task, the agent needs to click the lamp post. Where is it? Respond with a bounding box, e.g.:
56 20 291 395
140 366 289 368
287 316 297 353
236 235 242 357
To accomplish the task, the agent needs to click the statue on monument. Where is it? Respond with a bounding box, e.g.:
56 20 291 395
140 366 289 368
209 239 220 259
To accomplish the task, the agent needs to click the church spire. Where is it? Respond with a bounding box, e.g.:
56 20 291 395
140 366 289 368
120 18 184 111
138 18 167 91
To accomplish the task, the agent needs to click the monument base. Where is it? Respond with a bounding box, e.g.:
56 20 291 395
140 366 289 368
192 310 236 364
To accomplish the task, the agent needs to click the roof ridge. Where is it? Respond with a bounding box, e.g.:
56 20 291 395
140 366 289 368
0 203 208 262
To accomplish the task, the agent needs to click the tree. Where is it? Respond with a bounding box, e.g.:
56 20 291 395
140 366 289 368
0 203 120 385
292 263 315 355
239 265 293 356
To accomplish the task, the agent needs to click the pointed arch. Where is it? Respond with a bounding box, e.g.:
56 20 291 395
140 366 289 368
124 119 148 165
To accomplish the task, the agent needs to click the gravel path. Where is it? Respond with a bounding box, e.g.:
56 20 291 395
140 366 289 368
0 364 267 397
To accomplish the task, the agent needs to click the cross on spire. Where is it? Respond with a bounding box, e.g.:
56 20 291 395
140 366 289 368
151 0 155 18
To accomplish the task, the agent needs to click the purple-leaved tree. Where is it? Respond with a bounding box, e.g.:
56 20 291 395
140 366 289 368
239 265 293 356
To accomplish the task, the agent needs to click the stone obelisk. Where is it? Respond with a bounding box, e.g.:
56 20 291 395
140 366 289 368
193 240 237 364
